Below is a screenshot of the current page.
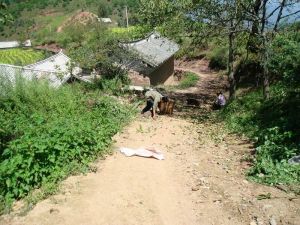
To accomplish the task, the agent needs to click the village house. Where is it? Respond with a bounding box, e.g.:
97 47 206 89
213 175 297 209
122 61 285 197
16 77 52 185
122 32 179 86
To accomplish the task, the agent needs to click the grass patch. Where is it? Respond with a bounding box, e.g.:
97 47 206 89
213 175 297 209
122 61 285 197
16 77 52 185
33 13 71 44
0 48 46 66
110 25 151 40
0 77 135 214
220 84 300 186
178 72 199 89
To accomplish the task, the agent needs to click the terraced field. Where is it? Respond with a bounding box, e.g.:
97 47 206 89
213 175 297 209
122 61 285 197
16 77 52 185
0 48 46 66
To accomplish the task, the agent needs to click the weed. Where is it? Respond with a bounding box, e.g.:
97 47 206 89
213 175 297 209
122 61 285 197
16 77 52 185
178 72 199 89
220 84 300 186
0 77 135 213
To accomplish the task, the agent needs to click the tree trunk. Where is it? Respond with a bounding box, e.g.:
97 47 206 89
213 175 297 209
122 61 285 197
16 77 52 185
247 0 262 53
260 1 270 100
228 30 236 99
274 0 286 32
262 34 270 100
263 70 270 100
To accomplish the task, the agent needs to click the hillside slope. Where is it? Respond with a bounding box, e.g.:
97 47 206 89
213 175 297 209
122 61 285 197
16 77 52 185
1 0 139 42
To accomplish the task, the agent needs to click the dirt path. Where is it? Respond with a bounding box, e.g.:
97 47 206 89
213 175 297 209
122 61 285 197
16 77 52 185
2 117 201 225
1 60 299 225
169 59 228 108
2 115 299 225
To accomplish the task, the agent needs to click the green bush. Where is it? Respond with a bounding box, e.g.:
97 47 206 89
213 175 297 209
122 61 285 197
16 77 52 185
220 84 300 185
178 72 199 89
0 76 134 212
248 127 299 185
269 33 300 85
208 47 228 70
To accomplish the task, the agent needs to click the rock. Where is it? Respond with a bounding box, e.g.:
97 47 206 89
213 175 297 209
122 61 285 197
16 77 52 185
250 221 257 225
263 204 273 211
269 216 277 225
50 208 60 214
288 155 300 164
243 180 249 184
191 186 200 191
196 200 204 204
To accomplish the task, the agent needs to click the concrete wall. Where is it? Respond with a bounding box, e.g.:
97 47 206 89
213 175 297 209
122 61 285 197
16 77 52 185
148 56 174 85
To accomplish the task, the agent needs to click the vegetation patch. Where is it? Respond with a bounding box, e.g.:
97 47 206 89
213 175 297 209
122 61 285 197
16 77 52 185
0 48 46 66
0 77 135 213
178 72 199 89
220 85 300 186
207 47 228 70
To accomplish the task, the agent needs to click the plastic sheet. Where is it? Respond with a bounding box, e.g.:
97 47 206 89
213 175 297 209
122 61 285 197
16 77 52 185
119 147 164 160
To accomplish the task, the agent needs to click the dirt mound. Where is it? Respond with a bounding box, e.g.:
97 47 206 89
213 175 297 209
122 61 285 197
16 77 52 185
57 11 99 33
35 43 62 53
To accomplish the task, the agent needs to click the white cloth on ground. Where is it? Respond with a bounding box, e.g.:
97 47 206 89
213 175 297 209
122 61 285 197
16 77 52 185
119 147 164 160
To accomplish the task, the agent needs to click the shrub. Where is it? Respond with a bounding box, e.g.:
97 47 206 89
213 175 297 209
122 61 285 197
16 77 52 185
0 77 134 212
208 47 228 70
268 33 300 85
220 84 300 185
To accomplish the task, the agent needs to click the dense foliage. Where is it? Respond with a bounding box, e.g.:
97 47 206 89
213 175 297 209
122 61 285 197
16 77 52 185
268 31 300 85
221 85 300 185
0 76 134 213
220 30 300 186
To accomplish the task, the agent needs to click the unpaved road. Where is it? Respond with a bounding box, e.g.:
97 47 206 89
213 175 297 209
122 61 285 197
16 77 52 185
1 59 299 225
2 115 299 225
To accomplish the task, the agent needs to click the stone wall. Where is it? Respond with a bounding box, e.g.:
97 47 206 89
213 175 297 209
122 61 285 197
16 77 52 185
148 56 174 85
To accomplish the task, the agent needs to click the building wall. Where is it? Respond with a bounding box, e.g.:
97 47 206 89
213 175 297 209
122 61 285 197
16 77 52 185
148 56 174 85
128 69 151 86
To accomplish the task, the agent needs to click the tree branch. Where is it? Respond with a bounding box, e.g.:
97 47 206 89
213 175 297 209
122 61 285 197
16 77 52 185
280 9 300 19
273 0 286 32
266 5 281 20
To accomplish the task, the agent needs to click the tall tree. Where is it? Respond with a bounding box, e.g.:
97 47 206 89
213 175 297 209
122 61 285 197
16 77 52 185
246 0 300 99
139 0 252 99
138 0 300 99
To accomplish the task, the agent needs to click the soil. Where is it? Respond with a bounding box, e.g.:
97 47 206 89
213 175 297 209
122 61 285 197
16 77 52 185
34 43 62 53
57 11 99 33
1 59 299 225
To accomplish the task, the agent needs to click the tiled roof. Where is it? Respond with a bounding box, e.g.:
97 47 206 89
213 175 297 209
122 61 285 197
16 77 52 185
122 32 179 67
25 50 71 73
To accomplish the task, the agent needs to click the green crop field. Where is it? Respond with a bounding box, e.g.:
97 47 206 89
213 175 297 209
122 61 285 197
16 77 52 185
0 48 46 66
